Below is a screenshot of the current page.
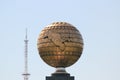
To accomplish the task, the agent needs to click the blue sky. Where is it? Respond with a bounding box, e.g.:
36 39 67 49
0 0 120 80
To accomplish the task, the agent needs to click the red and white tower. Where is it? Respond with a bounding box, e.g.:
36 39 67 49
22 29 30 80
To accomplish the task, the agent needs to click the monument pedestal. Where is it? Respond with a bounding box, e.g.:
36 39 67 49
46 73 74 80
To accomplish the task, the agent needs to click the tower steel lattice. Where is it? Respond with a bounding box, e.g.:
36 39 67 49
22 29 30 80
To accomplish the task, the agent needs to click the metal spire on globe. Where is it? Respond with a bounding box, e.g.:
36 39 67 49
37 22 84 80
22 29 30 80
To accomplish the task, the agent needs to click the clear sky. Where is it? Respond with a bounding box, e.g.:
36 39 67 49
0 0 120 80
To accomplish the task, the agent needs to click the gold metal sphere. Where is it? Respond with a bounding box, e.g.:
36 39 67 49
37 22 83 68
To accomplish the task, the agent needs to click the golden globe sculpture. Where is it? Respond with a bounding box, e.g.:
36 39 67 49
37 22 83 73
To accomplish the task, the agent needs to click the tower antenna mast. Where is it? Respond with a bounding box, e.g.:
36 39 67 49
22 28 30 80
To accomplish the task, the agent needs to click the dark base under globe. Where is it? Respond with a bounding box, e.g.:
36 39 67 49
46 68 74 80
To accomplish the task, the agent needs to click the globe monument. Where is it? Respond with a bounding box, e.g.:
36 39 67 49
37 22 84 80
